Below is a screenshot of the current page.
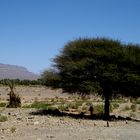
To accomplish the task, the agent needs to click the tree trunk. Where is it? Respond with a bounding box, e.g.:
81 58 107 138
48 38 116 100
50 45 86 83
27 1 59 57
104 94 110 120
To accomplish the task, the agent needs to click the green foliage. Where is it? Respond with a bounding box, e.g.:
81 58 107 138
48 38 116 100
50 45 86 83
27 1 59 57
23 101 51 109
47 37 140 119
0 115 8 122
93 104 104 114
58 105 69 111
0 102 7 107
52 38 140 98
39 38 140 119
41 69 61 88
10 127 16 133
111 103 119 109
0 79 43 86
67 102 80 109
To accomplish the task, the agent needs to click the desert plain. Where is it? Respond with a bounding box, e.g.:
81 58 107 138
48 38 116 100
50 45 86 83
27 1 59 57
0 86 140 140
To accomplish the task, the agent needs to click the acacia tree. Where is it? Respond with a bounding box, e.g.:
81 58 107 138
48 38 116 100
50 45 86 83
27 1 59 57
43 38 140 120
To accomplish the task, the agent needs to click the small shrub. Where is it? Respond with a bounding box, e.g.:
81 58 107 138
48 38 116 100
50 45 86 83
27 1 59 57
47 106 57 111
132 99 140 104
0 115 8 122
23 101 51 109
136 100 140 104
68 103 79 110
7 94 21 108
82 106 88 111
51 98 54 102
111 103 119 110
7 81 21 108
22 104 30 108
131 104 136 112
0 102 7 107
58 105 69 111
10 127 16 133
30 102 48 109
94 104 104 114
111 99 127 103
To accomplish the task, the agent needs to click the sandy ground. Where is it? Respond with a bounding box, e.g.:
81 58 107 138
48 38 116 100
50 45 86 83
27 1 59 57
0 108 140 140
0 86 140 140
0 86 69 104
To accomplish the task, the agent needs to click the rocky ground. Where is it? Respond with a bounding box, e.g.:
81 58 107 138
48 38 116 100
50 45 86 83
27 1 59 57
0 108 140 140
0 86 140 140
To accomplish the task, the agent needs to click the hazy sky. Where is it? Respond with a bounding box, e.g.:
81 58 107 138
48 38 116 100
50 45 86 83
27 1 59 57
0 0 140 74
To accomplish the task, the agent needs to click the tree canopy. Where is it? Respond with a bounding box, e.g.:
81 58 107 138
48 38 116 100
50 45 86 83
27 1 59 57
53 38 140 96
42 38 140 119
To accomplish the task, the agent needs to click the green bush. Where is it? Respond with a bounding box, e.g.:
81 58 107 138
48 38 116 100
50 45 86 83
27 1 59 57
23 101 50 109
111 103 119 109
58 105 69 111
10 127 16 133
0 102 7 107
67 103 80 110
7 93 21 108
31 102 48 109
0 115 8 122
94 104 104 114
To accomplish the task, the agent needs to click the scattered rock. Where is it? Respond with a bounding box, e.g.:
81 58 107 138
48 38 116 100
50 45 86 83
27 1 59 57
1 136 5 139
94 123 97 126
28 116 34 119
1 128 6 133
125 121 128 124
34 121 39 125
50 135 55 138
26 123 29 126
13 113 19 117
46 135 55 139
17 117 22 121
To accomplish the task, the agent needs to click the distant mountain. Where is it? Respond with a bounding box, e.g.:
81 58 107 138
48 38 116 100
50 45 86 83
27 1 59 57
0 63 39 80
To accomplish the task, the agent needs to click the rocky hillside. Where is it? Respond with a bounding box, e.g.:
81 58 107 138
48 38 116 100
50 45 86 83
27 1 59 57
0 63 39 80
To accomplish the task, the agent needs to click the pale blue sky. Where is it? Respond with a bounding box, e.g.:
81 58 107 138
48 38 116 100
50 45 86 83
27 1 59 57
0 0 140 74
